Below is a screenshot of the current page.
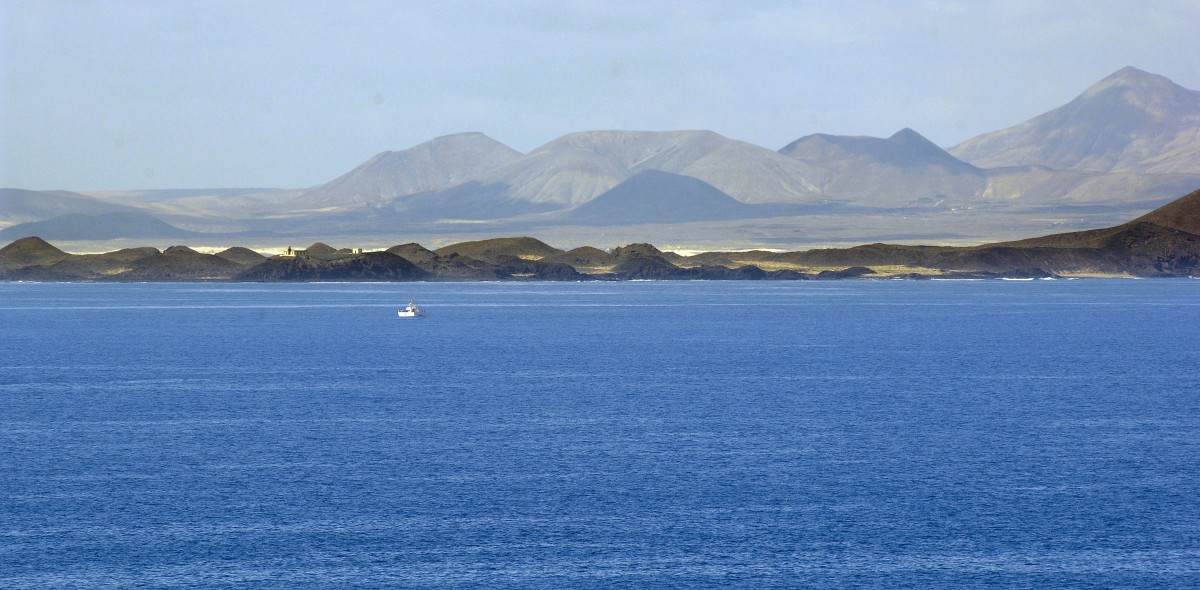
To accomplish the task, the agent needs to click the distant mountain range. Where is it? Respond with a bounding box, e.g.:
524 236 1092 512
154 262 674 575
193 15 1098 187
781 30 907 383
3 66 1198 248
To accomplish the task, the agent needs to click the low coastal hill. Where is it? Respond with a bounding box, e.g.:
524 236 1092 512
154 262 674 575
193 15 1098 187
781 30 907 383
1132 187 1200 234
3 187 1198 281
434 237 564 263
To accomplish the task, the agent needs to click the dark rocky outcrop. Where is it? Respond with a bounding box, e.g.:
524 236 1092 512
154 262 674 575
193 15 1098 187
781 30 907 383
236 251 432 281
387 243 508 280
492 255 589 281
40 247 162 279
117 246 243 280
816 266 877 280
542 246 616 269
610 254 688 280
610 243 685 264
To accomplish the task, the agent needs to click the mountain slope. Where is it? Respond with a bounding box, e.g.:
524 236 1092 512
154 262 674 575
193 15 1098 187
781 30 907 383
779 125 1200 211
385 181 560 222
467 130 821 207
1132 187 1200 234
295 132 522 209
950 67 1200 174
779 128 983 207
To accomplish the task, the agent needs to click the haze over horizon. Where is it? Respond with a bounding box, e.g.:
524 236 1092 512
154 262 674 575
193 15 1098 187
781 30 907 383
2 1 1198 192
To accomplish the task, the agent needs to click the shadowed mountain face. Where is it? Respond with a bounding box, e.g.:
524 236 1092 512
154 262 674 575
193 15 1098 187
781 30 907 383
950 67 1200 174
0 188 138 227
0 212 196 241
385 181 560 222
561 170 782 225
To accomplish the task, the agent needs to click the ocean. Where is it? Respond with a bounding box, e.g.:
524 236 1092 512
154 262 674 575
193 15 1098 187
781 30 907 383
2 280 1198 588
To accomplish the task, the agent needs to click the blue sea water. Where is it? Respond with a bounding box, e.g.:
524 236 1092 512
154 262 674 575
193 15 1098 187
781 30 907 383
1 279 1198 588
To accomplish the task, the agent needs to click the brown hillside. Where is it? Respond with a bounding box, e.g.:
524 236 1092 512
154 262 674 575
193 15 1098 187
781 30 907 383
610 243 685 263
1133 186 1200 234
216 247 267 266
543 246 616 269
0 236 69 269
435 236 563 263
386 243 440 264
120 247 242 280
946 222 1200 276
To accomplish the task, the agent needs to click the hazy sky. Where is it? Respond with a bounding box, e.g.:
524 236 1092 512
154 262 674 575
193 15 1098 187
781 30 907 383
2 0 1198 191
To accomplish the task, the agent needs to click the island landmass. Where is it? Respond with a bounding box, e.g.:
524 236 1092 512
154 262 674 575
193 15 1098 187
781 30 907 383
2 188 1197 282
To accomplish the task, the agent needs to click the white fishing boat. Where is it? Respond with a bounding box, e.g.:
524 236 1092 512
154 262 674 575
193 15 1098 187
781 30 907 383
397 300 426 318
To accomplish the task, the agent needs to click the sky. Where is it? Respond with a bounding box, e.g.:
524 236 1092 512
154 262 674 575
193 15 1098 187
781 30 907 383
2 0 1198 191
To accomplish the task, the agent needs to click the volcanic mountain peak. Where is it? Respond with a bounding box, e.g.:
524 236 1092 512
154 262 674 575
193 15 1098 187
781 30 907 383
949 67 1200 174
1081 66 1186 101
0 236 69 269
781 128 972 170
